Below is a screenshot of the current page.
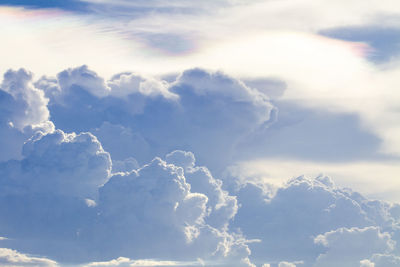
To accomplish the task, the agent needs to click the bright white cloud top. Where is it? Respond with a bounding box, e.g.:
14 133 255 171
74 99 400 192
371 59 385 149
0 1 400 267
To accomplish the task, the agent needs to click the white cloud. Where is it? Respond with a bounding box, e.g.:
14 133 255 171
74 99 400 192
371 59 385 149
228 175 400 264
278 262 297 267
0 248 58 267
314 227 395 267
0 68 53 162
2 2 400 157
0 137 253 265
0 129 111 261
229 159 400 202
93 155 252 265
166 150 238 230
84 256 202 266
360 259 375 267
20 130 112 199
36 66 274 170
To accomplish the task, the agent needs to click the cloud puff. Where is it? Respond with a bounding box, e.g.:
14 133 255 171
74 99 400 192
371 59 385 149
0 247 58 267
0 129 111 260
14 130 111 198
0 134 252 266
278 262 297 267
91 154 251 265
165 150 238 230
228 175 400 265
314 227 395 267
0 69 53 162
1 69 49 130
36 66 274 170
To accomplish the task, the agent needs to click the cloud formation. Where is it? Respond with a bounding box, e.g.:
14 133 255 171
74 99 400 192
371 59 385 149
0 66 399 267
37 66 274 171
0 129 111 260
0 68 53 161
0 128 252 266
228 175 400 265
314 227 395 267
0 248 58 267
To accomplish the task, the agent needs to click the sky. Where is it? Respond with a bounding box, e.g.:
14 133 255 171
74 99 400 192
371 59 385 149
0 0 400 267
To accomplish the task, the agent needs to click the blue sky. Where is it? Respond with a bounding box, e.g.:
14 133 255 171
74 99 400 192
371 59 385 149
1 1 400 267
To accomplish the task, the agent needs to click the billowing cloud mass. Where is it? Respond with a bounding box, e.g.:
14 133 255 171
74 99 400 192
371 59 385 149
0 96 252 265
227 175 400 266
36 65 274 171
2 0 400 266
0 66 399 267
0 129 111 260
314 226 394 267
90 155 251 264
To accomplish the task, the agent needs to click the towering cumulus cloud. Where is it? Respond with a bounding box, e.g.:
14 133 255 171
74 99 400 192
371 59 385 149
0 69 53 161
0 105 252 265
36 65 274 170
91 154 251 265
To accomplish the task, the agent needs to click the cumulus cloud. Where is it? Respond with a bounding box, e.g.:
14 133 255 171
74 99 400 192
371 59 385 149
17 130 111 199
1 65 400 267
226 175 400 265
0 129 111 260
0 136 252 265
360 259 375 267
278 262 297 267
0 248 58 267
91 154 251 265
165 150 238 230
0 69 53 162
36 66 274 171
314 227 395 267
1 69 49 130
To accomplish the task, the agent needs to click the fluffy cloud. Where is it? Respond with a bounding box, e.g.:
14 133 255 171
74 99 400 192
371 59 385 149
8 130 111 199
1 66 400 267
360 259 375 267
0 129 111 261
0 248 58 267
91 154 251 265
36 66 274 170
227 175 400 265
278 262 297 267
0 133 252 266
1 69 49 130
314 227 395 267
165 150 238 230
0 69 53 162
